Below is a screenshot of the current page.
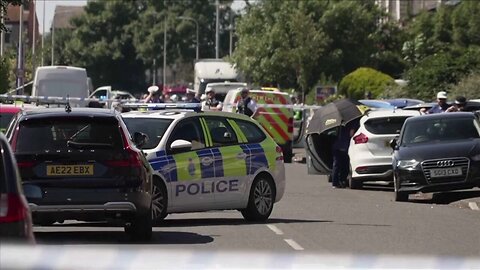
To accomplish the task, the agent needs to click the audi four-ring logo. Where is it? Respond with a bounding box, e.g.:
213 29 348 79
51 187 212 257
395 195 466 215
437 160 455 167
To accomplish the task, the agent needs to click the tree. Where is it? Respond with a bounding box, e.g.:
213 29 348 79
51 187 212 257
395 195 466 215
0 56 11 93
452 1 480 48
449 71 480 100
338 67 394 100
65 1 147 92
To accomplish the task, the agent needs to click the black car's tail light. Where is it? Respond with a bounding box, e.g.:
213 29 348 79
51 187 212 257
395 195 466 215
17 161 35 169
106 126 142 168
0 193 29 223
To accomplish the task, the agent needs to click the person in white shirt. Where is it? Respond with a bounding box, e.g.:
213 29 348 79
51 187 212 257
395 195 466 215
202 87 223 111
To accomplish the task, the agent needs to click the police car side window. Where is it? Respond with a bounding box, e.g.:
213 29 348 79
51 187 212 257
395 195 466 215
235 119 266 143
204 117 238 147
168 118 205 153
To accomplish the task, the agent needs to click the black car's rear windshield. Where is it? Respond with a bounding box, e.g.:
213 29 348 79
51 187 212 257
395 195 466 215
122 118 173 150
15 117 124 152
401 117 480 145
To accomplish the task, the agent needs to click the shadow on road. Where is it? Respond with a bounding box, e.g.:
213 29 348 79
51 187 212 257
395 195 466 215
34 231 214 245
159 217 332 228
410 190 480 205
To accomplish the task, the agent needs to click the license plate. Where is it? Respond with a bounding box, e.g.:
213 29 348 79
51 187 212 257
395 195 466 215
46 165 94 176
430 167 462 178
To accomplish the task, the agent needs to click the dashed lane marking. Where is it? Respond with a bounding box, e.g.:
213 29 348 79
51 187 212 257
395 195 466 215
284 239 304 251
468 202 479 211
266 224 284 235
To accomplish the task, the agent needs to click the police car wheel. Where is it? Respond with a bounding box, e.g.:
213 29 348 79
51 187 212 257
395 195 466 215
241 176 275 222
152 179 168 222
125 204 153 241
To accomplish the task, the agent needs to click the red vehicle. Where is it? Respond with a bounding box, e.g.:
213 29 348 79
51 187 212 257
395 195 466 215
163 85 188 102
0 105 22 133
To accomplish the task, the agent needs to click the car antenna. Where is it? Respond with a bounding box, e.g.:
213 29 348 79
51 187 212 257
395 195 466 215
65 95 72 113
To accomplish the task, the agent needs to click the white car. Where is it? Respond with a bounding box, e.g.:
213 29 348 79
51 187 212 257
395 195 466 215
121 108 285 222
348 109 421 189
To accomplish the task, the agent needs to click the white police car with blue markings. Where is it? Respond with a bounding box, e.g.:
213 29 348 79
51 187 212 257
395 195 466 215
121 108 285 222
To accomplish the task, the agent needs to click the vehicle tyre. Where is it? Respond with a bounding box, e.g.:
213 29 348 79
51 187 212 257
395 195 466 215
394 175 408 202
125 205 153 241
349 173 362 190
241 176 275 222
151 178 168 223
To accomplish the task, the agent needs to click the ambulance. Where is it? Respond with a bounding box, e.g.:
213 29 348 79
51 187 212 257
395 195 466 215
223 89 294 163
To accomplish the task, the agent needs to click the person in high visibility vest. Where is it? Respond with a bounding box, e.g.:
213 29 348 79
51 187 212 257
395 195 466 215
236 88 258 118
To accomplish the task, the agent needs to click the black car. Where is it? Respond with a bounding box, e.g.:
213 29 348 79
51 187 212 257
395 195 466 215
0 132 35 243
9 107 153 240
391 112 480 202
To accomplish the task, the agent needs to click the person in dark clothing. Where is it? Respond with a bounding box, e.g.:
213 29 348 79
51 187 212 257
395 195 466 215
424 91 449 114
185 89 200 103
236 88 258 118
331 119 360 188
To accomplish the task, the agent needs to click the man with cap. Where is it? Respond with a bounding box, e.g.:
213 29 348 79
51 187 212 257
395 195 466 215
202 87 223 111
236 87 258 118
185 88 200 103
144 85 164 103
446 96 467 112
426 91 449 114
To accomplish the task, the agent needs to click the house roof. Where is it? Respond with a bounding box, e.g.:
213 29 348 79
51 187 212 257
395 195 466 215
52 6 85 29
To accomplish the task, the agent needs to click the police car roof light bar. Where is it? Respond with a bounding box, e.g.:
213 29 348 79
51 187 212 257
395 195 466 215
121 102 203 111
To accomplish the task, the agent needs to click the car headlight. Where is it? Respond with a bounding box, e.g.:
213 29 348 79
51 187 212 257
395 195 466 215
396 159 420 169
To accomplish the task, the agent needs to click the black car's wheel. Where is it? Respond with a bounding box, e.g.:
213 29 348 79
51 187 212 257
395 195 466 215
394 175 408 202
241 176 275 222
125 205 153 241
151 178 168 222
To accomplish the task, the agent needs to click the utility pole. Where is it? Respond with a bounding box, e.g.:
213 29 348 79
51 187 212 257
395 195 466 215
16 4 25 94
163 8 167 87
32 0 36 72
0 8 4 57
215 0 219 59
41 0 45 66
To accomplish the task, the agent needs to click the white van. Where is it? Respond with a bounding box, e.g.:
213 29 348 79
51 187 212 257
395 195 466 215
32 66 89 106
205 82 247 101
194 59 240 97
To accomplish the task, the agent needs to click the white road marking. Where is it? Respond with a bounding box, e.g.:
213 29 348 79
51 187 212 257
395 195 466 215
468 202 479 211
284 239 304 251
266 224 284 235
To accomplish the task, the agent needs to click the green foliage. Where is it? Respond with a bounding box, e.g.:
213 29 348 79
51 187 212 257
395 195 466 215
448 71 480 100
338 67 394 100
65 1 146 92
232 0 394 96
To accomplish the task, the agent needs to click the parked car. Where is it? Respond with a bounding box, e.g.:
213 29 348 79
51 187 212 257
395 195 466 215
391 112 480 201
122 109 285 223
0 132 34 243
88 86 136 108
9 107 154 240
0 105 22 133
348 109 421 189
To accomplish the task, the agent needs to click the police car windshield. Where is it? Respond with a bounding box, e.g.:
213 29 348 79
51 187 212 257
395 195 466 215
123 118 173 150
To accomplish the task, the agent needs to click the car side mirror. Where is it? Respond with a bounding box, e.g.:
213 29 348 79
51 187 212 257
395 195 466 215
170 139 192 153
133 132 148 148
390 136 399 150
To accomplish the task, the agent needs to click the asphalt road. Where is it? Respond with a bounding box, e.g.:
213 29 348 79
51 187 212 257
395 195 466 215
33 155 480 257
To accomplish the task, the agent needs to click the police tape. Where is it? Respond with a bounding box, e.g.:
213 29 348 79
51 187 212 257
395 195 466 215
0 94 321 110
1 244 479 270
0 94 140 104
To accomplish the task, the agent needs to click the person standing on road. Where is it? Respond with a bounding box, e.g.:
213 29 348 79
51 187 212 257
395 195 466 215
331 119 359 188
185 89 201 103
202 87 223 111
422 91 449 114
236 87 258 118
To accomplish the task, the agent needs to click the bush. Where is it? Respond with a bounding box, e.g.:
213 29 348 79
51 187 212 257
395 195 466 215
0 57 11 94
338 67 394 100
448 71 480 100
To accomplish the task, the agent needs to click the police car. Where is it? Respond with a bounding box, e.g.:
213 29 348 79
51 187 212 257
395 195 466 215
121 106 285 222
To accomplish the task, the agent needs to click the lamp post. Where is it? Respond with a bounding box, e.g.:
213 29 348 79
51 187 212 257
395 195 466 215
178 16 199 60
